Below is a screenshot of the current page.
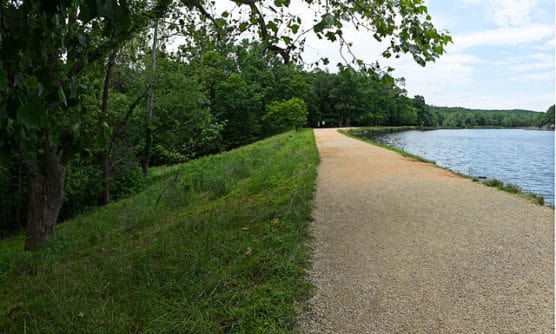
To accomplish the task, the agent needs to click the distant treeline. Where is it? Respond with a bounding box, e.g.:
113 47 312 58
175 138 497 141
303 70 554 129
429 105 555 129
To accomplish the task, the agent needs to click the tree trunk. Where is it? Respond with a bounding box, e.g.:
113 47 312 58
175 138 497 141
15 155 23 229
24 148 66 251
338 112 344 127
142 20 158 177
100 49 117 205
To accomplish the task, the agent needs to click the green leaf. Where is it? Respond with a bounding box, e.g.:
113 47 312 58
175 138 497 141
58 87 68 106
313 21 325 33
314 13 335 33
267 21 278 33
323 13 335 26
17 102 46 130
14 73 25 90
24 76 43 97
215 18 226 28
282 36 292 44
325 31 336 41
98 0 115 18
112 4 132 34
77 33 87 47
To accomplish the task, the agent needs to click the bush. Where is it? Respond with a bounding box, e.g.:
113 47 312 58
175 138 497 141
263 98 308 135
483 178 504 188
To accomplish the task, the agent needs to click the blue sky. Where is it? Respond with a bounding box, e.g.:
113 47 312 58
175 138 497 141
302 0 555 111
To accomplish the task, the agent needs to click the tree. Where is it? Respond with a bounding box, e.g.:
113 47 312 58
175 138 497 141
547 105 555 126
142 19 160 176
306 70 335 127
0 0 170 250
263 98 308 134
413 95 436 126
149 57 222 163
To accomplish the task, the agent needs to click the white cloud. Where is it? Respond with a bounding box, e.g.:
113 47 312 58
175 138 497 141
491 52 554 87
489 0 537 27
510 61 554 73
538 37 556 50
493 53 551 66
459 0 538 27
452 24 554 51
511 71 555 83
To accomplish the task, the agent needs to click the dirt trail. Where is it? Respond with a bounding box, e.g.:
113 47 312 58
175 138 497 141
299 128 554 333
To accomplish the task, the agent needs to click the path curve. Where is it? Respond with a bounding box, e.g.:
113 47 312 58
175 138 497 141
300 128 554 333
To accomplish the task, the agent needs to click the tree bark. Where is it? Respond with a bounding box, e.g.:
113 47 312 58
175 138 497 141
100 49 117 205
24 148 66 251
142 20 159 177
15 155 23 229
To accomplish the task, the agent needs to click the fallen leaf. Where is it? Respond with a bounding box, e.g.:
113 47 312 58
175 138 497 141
244 247 252 256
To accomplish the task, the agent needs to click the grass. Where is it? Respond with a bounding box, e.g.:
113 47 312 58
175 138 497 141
344 127 547 206
0 129 319 333
475 178 545 206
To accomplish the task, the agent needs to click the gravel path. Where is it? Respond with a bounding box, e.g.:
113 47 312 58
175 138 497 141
299 128 554 333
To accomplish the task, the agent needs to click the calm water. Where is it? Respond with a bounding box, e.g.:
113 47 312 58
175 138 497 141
370 129 555 205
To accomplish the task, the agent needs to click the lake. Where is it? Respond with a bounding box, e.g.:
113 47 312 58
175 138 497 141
367 129 554 205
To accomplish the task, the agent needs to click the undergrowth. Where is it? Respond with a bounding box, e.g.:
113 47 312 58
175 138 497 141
0 129 319 333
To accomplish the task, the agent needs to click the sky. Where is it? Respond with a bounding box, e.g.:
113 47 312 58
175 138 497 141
301 0 555 111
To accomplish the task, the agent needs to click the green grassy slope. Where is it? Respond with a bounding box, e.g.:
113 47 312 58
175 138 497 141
0 129 319 333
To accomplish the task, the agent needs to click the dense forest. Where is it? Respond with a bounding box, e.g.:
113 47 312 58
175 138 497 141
429 105 555 129
0 0 552 245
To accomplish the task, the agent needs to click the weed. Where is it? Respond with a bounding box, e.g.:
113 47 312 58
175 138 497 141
483 178 504 188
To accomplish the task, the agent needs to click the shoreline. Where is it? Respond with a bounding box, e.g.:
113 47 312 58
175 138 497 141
343 128 551 207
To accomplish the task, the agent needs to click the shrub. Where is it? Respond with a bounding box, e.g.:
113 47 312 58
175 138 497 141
263 97 308 135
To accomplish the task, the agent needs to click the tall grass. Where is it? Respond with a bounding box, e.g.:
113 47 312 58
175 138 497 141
479 178 545 205
0 129 319 333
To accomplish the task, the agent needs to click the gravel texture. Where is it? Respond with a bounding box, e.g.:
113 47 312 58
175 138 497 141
299 128 554 333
